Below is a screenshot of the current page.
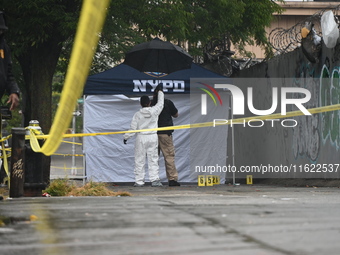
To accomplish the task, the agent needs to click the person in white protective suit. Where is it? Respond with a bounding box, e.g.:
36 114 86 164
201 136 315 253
123 86 164 187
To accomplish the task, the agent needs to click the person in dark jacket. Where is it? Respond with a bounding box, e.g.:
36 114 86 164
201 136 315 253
0 11 20 111
152 90 180 186
0 11 20 188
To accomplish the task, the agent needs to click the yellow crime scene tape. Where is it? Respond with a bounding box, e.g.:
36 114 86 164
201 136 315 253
28 102 340 144
0 135 11 181
23 0 340 155
53 153 84 157
28 0 110 156
5 0 338 187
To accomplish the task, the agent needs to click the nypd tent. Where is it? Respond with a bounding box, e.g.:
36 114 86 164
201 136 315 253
83 63 230 183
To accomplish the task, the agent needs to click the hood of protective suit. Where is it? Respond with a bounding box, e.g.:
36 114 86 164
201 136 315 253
139 107 152 118
124 91 164 140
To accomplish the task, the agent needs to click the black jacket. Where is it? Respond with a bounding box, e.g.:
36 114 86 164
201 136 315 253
152 97 178 135
0 36 20 98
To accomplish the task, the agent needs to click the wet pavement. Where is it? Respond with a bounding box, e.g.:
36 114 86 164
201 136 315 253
1 184 340 255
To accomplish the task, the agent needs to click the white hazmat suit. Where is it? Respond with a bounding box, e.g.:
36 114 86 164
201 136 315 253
124 91 164 185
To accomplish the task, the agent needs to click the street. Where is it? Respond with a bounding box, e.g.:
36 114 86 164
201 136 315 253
1 184 339 255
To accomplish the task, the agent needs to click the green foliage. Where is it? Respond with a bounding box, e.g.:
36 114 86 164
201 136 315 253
1 0 283 138
52 72 64 93
69 181 117 196
120 0 283 58
3 110 22 134
51 92 82 132
5 0 81 57
51 92 60 121
43 178 74 196
50 0 283 77
0 95 22 134
43 179 131 197
4 0 283 79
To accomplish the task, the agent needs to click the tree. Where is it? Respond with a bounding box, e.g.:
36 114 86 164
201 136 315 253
89 0 283 72
1 0 80 183
123 0 282 57
1 0 282 183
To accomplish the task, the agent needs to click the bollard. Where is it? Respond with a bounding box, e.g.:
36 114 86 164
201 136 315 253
24 120 47 197
9 128 26 198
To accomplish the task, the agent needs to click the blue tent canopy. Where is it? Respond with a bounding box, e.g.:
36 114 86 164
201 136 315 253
83 63 231 183
84 63 226 95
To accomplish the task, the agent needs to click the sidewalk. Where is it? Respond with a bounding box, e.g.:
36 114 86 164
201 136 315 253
1 184 340 255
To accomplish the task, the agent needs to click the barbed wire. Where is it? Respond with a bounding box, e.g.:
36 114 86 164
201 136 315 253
269 6 340 54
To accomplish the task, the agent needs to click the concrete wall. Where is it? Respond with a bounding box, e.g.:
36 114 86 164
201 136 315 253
228 43 340 179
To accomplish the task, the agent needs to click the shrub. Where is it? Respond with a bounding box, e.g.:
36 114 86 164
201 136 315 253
43 179 131 197
43 179 74 196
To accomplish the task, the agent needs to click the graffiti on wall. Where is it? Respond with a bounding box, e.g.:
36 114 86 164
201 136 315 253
292 63 320 161
292 59 340 162
320 64 340 150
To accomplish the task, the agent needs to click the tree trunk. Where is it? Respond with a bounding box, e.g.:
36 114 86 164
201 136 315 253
17 33 64 185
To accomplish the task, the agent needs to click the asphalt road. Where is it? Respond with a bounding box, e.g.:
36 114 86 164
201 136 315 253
1 184 340 255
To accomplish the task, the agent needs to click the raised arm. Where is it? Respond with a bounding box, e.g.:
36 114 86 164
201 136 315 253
152 90 164 116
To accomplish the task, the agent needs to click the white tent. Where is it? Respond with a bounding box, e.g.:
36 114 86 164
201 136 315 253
83 64 230 183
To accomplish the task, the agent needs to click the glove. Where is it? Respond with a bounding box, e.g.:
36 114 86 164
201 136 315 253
155 84 163 93
123 139 127 144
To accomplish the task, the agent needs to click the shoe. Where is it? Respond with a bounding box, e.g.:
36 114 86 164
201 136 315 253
133 183 144 187
151 180 163 187
169 180 180 186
